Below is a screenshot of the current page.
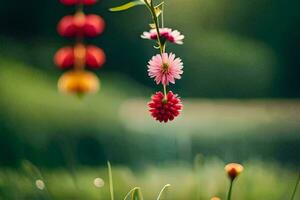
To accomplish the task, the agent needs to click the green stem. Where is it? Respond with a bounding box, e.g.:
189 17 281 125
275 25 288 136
227 180 233 200
290 172 300 200
144 0 164 54
161 3 164 28
144 0 168 96
163 84 167 99
77 2 84 12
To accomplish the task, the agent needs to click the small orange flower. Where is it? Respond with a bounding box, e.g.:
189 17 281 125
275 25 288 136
225 163 244 180
58 70 99 95
211 197 221 200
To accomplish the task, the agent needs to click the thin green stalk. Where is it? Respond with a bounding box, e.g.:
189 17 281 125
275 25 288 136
163 84 167 99
161 3 164 28
227 180 233 200
152 12 164 54
107 161 114 200
144 0 168 96
290 172 300 200
144 0 164 54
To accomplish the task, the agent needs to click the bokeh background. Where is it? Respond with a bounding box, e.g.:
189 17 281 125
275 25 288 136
0 0 299 199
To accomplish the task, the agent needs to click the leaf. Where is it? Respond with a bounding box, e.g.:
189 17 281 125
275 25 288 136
154 1 164 17
109 0 145 12
149 23 156 29
154 6 162 17
22 160 43 180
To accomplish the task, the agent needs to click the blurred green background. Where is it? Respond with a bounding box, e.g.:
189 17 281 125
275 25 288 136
0 0 299 199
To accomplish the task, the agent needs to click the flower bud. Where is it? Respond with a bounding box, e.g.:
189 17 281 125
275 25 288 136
211 197 221 200
225 163 244 181
54 46 74 69
86 45 106 68
58 70 100 95
57 15 78 37
84 14 105 37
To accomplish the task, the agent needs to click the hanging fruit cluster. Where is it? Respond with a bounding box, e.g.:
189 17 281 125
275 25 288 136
55 0 106 96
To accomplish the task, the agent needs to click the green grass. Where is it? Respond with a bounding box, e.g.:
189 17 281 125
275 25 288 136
0 159 298 200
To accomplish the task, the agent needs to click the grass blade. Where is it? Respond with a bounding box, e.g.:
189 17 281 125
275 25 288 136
157 184 171 200
108 161 115 200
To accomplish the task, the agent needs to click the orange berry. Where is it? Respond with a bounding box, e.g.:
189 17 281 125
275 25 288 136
58 70 100 95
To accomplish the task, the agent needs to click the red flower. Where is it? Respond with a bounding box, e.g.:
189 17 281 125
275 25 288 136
148 91 182 123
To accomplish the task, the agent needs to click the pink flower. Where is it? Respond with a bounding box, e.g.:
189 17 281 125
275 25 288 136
148 53 183 85
148 91 182 123
141 28 184 44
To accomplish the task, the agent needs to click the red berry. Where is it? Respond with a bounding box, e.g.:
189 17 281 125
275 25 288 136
86 45 106 68
57 14 104 38
82 0 98 5
148 91 182 123
59 0 77 5
59 0 98 6
57 15 78 37
54 46 74 69
84 15 105 37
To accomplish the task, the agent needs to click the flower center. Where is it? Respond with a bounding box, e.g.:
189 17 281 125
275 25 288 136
162 62 169 72
162 98 168 104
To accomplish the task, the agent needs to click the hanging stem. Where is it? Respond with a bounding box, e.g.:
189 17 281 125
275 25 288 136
163 84 167 99
77 2 84 12
144 0 164 54
73 3 86 71
290 172 300 200
161 3 164 28
144 0 168 98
